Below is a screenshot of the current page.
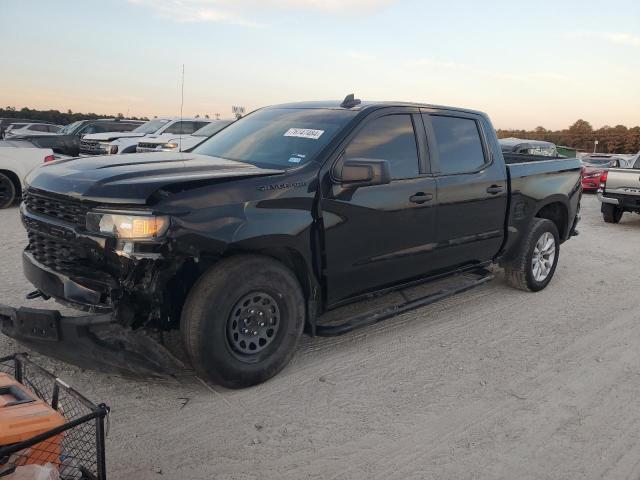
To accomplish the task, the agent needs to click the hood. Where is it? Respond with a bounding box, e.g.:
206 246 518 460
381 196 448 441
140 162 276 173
82 131 146 142
25 152 284 204
142 133 175 143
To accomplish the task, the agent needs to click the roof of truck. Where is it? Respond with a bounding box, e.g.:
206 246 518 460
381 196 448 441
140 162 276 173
270 100 486 116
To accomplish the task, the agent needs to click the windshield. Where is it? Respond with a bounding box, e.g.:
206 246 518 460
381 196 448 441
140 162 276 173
58 121 84 135
133 119 170 134
193 120 233 137
193 108 357 169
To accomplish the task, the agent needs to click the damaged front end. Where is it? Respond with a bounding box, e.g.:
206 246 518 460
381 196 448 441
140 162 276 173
0 190 195 376
0 305 185 376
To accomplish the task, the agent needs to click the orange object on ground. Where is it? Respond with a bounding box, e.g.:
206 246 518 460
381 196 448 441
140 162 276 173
0 373 65 466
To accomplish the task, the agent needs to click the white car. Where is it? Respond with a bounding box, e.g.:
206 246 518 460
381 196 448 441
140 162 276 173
0 140 67 208
136 119 233 153
4 123 62 139
79 118 213 156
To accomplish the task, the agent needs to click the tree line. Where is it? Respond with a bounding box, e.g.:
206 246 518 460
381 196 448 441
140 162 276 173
1 106 148 125
3 107 638 154
497 120 640 154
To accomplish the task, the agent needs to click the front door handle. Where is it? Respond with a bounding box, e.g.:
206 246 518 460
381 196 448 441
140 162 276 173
486 185 504 195
409 192 433 204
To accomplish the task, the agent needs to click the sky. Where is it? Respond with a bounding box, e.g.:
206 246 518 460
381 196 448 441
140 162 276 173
1 0 639 130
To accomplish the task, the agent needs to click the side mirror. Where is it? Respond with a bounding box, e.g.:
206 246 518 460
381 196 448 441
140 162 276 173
335 158 391 187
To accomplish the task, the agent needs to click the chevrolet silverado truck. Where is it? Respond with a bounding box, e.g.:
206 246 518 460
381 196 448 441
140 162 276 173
0 97 581 388
20 119 144 156
80 118 212 156
597 152 640 223
136 119 233 153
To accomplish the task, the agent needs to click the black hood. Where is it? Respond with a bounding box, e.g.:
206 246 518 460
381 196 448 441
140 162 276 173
25 152 284 204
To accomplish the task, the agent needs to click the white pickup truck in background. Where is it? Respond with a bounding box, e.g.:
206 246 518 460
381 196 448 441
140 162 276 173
598 151 640 223
0 140 66 208
136 119 233 152
79 118 212 155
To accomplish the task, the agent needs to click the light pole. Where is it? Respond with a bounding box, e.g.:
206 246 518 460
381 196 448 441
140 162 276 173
593 140 599 154
232 106 245 120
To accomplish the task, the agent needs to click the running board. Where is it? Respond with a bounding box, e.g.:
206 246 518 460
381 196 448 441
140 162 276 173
315 268 494 337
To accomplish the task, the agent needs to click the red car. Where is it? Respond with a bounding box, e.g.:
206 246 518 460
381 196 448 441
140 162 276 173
581 165 606 191
580 156 622 191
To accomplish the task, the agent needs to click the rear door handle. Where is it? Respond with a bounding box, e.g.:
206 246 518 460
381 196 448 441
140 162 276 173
486 185 504 195
409 192 433 204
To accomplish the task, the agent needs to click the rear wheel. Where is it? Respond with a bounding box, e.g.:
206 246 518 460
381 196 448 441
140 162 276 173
601 203 623 223
504 218 560 292
181 255 305 388
0 173 16 209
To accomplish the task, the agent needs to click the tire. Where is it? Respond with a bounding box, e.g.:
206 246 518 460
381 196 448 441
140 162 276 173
181 255 305 388
601 203 623 224
504 218 560 292
0 173 16 209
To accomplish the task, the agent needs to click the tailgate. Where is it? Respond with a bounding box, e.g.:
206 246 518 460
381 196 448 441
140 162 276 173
605 168 640 196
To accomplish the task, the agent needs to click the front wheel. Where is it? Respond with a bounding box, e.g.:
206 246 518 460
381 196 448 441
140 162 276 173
504 218 560 292
601 203 623 224
0 173 16 209
181 255 305 388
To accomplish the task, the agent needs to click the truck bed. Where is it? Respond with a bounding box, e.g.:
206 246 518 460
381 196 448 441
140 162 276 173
503 152 567 164
500 156 581 259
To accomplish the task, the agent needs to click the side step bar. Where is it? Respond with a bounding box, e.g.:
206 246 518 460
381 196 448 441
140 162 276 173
315 268 494 337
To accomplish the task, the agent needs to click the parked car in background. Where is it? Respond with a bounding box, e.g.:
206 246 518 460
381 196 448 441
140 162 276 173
499 138 558 157
580 154 626 192
4 122 62 138
3 123 29 136
80 118 212 156
18 118 144 156
0 118 51 138
0 140 63 208
136 119 233 152
597 154 640 223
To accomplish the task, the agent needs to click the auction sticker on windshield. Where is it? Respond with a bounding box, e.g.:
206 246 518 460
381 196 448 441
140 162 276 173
284 128 324 140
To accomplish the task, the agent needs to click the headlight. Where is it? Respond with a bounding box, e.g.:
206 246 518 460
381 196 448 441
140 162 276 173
98 143 118 154
86 211 169 239
162 143 178 149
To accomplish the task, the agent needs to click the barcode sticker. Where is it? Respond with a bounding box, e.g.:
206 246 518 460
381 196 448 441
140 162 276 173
284 128 324 140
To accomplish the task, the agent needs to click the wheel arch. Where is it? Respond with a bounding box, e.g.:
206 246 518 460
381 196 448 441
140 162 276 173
534 199 568 241
169 247 319 333
0 169 21 199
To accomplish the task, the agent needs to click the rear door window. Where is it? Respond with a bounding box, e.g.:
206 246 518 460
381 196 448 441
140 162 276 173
343 114 420 180
429 115 486 174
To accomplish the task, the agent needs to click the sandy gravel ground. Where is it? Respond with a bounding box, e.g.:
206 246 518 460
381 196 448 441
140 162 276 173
2 193 640 480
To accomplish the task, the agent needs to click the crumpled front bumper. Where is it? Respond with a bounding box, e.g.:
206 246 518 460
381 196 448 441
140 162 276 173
0 305 186 377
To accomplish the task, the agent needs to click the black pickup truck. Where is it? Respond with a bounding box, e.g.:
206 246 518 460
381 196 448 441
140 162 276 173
20 119 143 156
0 97 581 388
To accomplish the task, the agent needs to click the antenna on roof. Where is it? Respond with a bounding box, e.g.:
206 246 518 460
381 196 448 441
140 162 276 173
340 93 361 109
179 64 184 152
